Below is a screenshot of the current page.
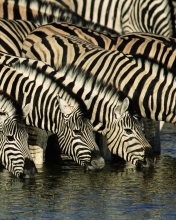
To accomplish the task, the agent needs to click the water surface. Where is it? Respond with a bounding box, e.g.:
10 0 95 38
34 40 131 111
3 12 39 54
0 123 176 220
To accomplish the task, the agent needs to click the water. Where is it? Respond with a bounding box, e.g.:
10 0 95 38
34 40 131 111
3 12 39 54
0 123 176 220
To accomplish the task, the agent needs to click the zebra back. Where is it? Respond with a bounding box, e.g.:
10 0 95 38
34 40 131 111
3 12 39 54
22 33 176 124
0 0 119 35
21 22 176 73
0 18 39 56
59 0 174 36
0 90 37 178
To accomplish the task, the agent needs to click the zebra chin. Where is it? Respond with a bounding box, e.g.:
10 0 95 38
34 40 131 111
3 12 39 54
19 158 37 178
84 151 105 170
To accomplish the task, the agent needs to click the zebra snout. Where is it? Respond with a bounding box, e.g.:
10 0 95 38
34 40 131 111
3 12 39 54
136 147 156 168
86 151 105 170
21 158 38 178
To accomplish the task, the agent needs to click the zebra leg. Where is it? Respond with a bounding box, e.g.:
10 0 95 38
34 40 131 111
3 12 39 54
143 118 161 153
45 134 63 165
95 133 112 161
27 126 47 165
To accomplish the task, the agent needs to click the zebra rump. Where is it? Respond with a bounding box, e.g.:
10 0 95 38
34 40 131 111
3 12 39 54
0 90 37 178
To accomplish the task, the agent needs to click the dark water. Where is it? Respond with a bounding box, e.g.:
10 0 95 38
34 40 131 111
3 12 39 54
1 124 176 220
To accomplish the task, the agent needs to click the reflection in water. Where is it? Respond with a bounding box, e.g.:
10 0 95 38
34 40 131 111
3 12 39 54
0 124 176 219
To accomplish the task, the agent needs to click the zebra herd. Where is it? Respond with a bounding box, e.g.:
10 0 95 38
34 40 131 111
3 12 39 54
0 0 175 178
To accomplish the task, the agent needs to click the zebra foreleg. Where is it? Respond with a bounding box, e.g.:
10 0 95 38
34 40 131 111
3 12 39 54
143 118 161 154
27 126 48 165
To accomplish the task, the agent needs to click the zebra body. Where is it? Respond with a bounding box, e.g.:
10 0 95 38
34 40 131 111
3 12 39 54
57 0 174 36
0 62 105 170
22 33 176 124
0 90 37 178
0 18 39 56
21 22 176 68
0 0 119 35
0 51 155 167
21 22 176 149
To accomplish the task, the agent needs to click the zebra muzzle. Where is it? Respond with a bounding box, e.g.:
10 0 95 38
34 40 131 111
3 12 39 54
85 151 105 170
20 158 38 178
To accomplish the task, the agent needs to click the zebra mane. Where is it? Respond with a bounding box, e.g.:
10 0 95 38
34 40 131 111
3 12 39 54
57 64 140 115
0 90 24 120
56 63 130 105
13 62 88 114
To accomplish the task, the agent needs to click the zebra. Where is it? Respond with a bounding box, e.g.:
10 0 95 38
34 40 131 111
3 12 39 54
0 0 119 35
21 33 176 152
0 18 39 56
0 62 105 170
55 0 174 36
0 90 37 178
0 17 117 160
21 21 176 150
0 51 155 167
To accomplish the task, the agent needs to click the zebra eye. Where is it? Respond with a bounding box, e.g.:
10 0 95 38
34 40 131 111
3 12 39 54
7 136 14 141
124 129 133 135
73 130 82 135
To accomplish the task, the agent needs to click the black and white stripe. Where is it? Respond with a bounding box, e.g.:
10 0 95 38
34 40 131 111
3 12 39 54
0 0 119 35
60 0 174 36
0 61 105 170
21 33 176 149
0 18 39 56
0 51 155 167
0 90 37 178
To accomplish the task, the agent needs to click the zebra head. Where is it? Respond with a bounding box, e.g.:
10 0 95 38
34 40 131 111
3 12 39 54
104 97 155 168
57 97 105 170
0 92 37 178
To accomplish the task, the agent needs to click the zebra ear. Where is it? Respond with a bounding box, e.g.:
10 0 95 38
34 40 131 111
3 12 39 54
22 103 31 118
120 97 130 115
0 112 8 123
115 97 129 117
57 96 73 115
120 97 129 114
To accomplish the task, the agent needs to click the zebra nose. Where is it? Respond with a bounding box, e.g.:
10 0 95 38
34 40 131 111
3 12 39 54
89 151 105 170
21 158 38 178
137 147 156 168
91 156 105 170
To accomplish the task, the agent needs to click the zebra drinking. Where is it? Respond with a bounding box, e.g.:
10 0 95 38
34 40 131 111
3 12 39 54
21 33 176 152
0 90 37 178
0 62 105 170
0 51 155 167
20 21 176 151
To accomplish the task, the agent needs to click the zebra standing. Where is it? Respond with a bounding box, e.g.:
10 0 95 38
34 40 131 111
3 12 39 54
0 51 155 167
0 90 37 178
0 62 105 170
56 0 174 36
21 33 176 152
21 22 176 150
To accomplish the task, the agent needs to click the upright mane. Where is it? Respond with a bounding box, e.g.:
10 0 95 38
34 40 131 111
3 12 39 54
0 90 24 120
